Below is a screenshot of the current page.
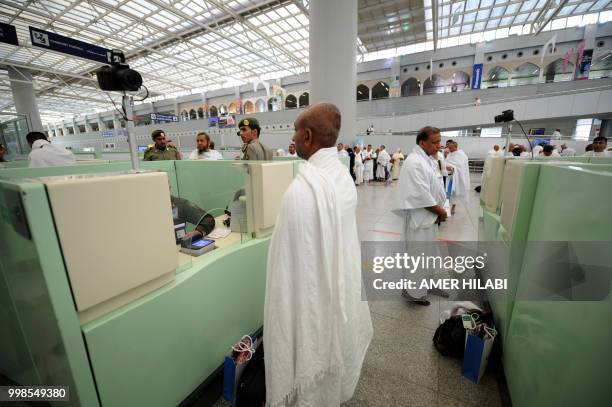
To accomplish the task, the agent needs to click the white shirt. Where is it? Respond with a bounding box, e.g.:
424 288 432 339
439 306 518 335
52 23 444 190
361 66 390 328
28 139 76 168
446 149 471 204
188 149 222 160
560 148 576 157
551 131 563 140
287 152 298 157
487 149 503 157
337 149 348 158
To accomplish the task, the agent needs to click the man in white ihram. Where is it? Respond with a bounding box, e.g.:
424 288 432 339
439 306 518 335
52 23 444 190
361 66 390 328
397 127 447 306
264 103 373 406
27 131 76 168
376 145 391 181
445 140 470 215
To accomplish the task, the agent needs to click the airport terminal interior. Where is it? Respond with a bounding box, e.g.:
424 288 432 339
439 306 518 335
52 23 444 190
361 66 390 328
1 0 611 406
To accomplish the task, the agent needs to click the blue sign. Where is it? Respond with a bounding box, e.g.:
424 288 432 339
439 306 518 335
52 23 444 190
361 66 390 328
29 26 111 64
471 64 483 89
150 113 178 123
0 23 18 46
101 130 114 138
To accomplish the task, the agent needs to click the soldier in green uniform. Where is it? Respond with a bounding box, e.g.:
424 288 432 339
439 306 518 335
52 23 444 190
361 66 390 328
171 195 215 241
143 130 182 161
237 118 272 160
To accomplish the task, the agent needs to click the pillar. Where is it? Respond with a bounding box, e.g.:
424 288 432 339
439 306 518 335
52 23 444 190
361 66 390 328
72 118 79 135
97 113 105 131
85 117 92 133
309 0 357 143
7 67 44 132
389 56 401 98
599 119 612 140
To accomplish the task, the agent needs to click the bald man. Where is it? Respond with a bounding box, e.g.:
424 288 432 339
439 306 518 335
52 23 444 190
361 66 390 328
264 103 373 407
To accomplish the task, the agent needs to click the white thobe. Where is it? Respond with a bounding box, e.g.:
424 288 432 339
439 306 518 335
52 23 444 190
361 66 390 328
376 149 391 179
445 149 470 206
188 149 221 160
397 146 446 298
354 153 364 185
28 139 76 168
551 131 563 140
436 151 448 177
287 152 298 157
487 149 502 157
264 147 373 407
338 149 348 158
391 153 404 180
362 150 375 181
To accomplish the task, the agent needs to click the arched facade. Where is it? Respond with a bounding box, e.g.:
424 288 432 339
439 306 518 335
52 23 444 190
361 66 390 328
244 101 255 114
510 63 540 86
401 78 420 96
285 94 297 109
299 92 309 107
449 71 470 92
590 51 612 79
371 81 389 99
189 109 197 120
197 107 204 118
544 58 574 83
268 97 277 112
483 66 510 88
423 74 446 94
209 106 218 117
219 104 228 116
356 84 369 101
181 110 189 121
228 102 237 114
255 99 266 112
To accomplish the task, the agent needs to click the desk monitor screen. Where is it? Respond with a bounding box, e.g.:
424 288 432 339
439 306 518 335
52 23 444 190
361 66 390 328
138 146 148 153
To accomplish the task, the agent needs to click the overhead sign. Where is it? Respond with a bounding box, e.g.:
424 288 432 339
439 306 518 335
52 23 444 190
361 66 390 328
150 113 178 123
0 23 18 46
471 64 483 89
29 26 111 64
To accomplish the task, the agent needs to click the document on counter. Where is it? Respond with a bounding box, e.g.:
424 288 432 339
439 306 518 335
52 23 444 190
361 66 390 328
207 228 232 239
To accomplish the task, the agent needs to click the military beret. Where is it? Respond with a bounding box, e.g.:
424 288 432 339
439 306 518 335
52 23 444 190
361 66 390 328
238 117 259 128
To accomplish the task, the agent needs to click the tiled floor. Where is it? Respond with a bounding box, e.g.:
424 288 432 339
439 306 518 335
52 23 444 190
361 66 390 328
214 174 504 407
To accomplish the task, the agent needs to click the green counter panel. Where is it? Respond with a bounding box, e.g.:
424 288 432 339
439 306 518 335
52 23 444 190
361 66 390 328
82 238 269 407
0 180 99 406
503 165 612 407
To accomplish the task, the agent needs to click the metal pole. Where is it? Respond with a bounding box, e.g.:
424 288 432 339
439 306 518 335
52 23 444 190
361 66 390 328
505 122 513 154
123 94 140 170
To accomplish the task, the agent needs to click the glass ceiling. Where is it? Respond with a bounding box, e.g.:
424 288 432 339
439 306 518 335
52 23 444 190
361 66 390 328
0 0 610 125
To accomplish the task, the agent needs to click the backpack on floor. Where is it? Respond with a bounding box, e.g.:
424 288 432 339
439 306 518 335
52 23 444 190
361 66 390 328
236 343 266 407
433 315 466 357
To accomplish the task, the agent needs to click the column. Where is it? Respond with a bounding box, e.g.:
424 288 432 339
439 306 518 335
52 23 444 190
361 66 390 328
97 113 105 131
7 66 44 132
85 117 92 133
72 118 79 135
599 119 612 139
113 115 121 131
309 0 357 143
389 56 401 98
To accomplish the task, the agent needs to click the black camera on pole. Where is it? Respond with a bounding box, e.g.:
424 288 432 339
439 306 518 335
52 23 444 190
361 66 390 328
97 50 142 92
494 109 514 123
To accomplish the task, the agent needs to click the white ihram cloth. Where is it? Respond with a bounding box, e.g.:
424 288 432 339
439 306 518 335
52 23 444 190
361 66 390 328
391 151 404 180
397 145 446 298
28 139 76 168
188 149 222 160
376 149 391 179
354 152 364 185
362 150 375 181
264 147 373 407
445 149 470 206
337 149 348 158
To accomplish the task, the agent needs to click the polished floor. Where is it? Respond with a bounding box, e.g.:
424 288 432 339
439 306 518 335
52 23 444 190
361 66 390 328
214 174 505 407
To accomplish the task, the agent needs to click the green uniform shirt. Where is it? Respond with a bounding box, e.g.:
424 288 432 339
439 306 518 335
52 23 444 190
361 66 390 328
143 145 181 161
241 139 272 161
